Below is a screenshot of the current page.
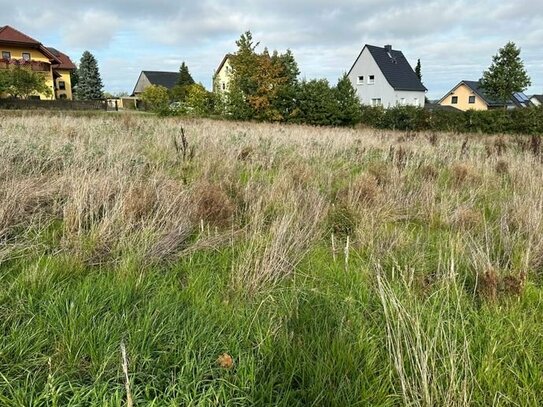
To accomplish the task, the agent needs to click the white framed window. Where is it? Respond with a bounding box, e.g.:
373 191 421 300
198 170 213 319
371 98 382 107
2 51 10 60
368 75 375 85
400 98 406 106
414 98 420 107
22 52 31 61
357 75 364 85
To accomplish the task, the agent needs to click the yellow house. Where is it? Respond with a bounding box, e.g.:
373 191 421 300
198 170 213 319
0 25 76 100
213 54 233 93
438 80 510 111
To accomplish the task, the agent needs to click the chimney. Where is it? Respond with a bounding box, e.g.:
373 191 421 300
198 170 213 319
384 44 392 52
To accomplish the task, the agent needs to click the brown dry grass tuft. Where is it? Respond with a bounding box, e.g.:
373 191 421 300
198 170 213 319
191 182 235 228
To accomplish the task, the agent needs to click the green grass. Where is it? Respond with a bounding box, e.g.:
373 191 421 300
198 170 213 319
1 115 543 405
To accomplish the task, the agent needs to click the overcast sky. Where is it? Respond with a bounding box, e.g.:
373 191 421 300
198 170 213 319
2 0 541 99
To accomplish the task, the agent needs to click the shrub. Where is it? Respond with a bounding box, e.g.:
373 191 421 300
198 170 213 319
141 85 170 113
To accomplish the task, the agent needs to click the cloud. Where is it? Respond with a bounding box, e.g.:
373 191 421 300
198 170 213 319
62 10 120 49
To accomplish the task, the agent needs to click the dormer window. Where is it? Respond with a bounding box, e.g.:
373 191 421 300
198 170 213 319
368 75 375 85
357 76 364 85
22 52 31 61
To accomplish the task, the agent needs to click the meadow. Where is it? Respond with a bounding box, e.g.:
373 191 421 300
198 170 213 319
0 113 542 406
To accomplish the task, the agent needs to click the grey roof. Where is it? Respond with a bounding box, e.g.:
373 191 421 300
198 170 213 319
531 94 543 103
363 45 427 92
461 80 511 107
143 71 180 89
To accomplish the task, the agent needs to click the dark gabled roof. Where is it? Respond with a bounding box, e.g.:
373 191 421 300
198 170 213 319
348 44 427 92
461 80 510 107
531 94 543 104
143 71 180 89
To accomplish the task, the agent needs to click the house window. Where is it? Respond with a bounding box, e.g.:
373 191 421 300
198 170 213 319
58 81 66 90
22 52 31 61
357 76 364 85
59 94 67 99
2 51 10 60
400 98 406 105
222 82 226 90
371 98 382 107
468 96 476 104
414 98 420 107
368 75 375 85
451 96 458 104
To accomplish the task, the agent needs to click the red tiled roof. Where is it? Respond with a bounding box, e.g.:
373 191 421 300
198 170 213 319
47 47 76 70
0 25 40 44
0 25 61 64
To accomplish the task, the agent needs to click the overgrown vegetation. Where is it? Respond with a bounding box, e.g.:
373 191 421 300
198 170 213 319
0 66 52 99
1 114 543 405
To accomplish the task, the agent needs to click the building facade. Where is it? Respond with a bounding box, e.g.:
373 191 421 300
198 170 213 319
213 54 233 93
348 44 426 108
0 26 75 100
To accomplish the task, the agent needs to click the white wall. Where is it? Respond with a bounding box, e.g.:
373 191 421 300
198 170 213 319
348 47 426 108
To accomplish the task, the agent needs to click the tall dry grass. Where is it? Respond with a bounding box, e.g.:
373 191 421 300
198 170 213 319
1 113 543 404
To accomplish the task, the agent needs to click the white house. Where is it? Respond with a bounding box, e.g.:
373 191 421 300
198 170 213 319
347 44 427 108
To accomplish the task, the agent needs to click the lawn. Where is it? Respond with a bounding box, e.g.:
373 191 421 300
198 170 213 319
0 113 542 406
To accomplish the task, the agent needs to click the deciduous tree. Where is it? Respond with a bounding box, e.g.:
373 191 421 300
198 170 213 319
141 85 169 112
1 67 52 99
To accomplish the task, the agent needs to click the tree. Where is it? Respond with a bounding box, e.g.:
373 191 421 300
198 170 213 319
294 79 338 126
335 74 361 126
0 70 9 94
480 42 531 107
76 51 104 100
178 62 195 87
1 67 52 99
415 59 422 81
272 49 300 120
140 85 169 112
169 62 196 103
184 83 212 115
71 68 79 97
227 31 301 121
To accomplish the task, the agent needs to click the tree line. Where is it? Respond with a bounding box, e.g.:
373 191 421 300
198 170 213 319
141 31 361 126
141 33 536 131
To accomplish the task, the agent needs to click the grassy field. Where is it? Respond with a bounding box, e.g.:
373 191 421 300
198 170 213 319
1 114 542 406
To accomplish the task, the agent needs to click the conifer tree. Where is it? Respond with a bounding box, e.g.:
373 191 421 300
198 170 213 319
481 42 531 107
75 51 103 100
177 62 195 86
415 59 422 81
335 74 361 126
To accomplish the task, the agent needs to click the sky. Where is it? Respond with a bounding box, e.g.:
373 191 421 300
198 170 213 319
1 0 542 99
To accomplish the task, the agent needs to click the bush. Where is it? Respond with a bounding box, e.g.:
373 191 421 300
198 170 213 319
141 85 170 113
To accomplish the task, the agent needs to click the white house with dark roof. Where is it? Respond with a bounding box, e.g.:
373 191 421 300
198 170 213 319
347 44 427 108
